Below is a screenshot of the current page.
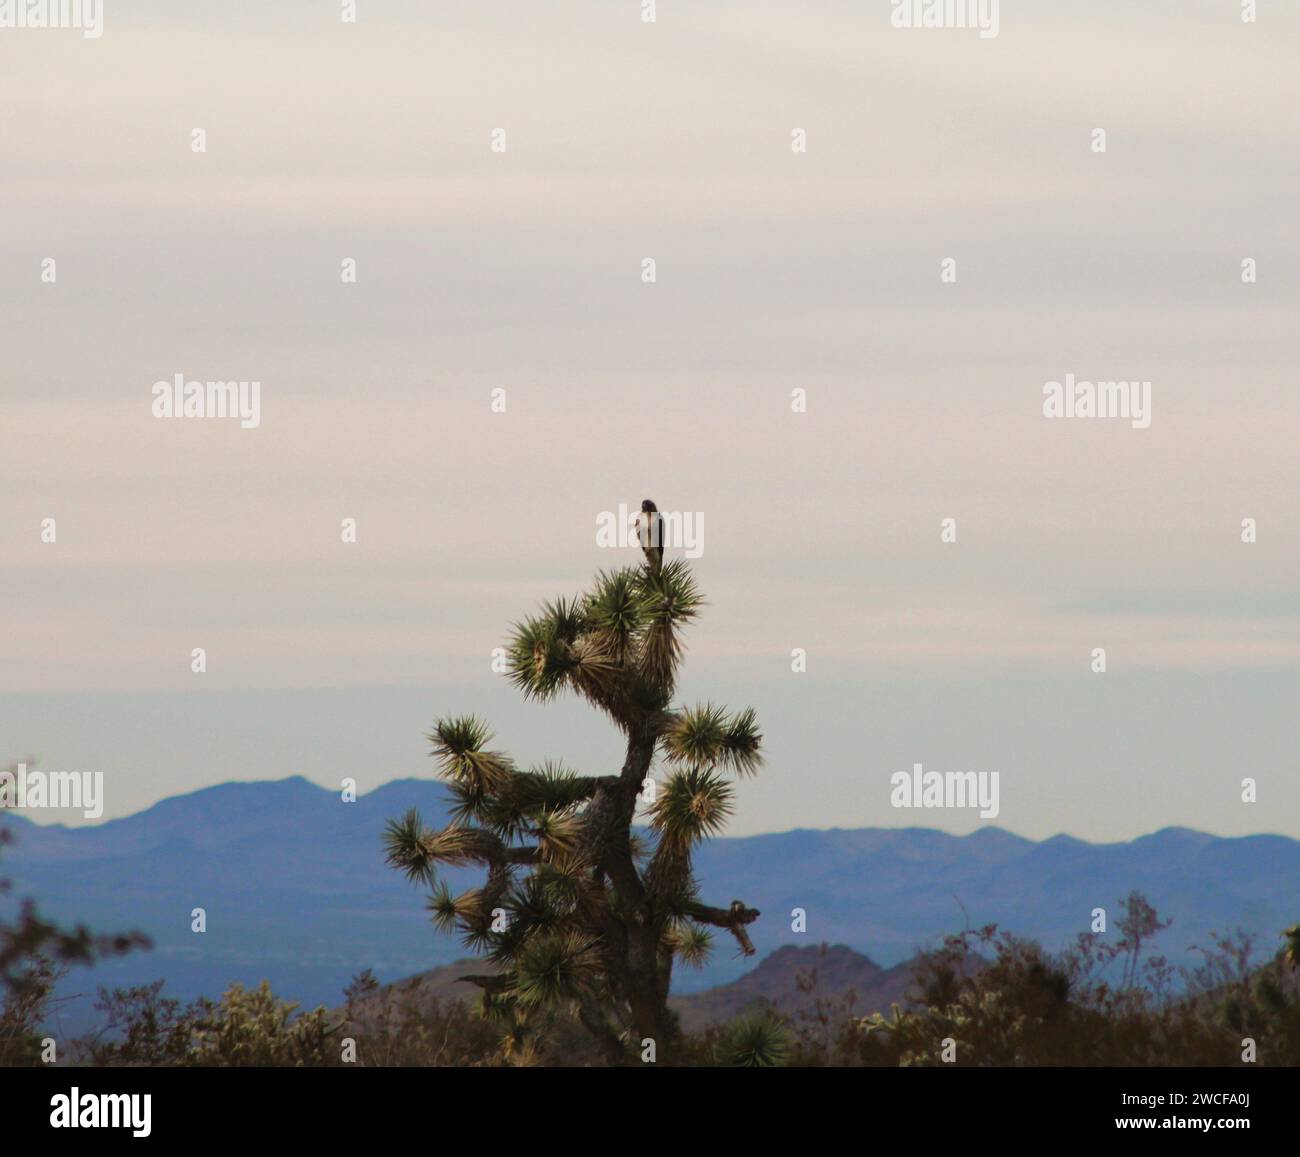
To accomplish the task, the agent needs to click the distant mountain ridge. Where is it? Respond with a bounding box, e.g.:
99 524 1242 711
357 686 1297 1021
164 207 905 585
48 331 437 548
343 944 928 1033
3 777 1296 1027
670 943 924 1031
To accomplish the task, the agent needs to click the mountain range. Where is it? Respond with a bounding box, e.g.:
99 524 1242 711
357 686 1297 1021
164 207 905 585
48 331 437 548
344 943 925 1034
2 776 1296 1030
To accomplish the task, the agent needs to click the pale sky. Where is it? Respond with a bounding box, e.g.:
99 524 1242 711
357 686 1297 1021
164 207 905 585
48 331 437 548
2 1 1297 838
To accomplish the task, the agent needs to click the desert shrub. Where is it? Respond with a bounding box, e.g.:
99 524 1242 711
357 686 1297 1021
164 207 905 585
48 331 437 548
78 979 340 1067
852 897 1300 1067
185 981 340 1067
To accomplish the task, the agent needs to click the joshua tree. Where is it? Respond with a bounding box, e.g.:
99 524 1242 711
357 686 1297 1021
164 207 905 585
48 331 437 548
384 558 763 1064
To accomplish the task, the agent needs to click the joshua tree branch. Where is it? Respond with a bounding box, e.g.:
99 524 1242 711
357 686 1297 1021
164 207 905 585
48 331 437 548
503 846 541 866
457 972 511 993
685 900 760 956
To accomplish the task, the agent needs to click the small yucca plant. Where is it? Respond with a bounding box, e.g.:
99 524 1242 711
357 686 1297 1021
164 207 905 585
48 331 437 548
714 1011 792 1068
385 558 762 1064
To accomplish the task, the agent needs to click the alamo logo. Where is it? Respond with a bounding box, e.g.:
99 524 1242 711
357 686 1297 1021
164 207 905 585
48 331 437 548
0 0 102 38
1042 374 1151 429
152 374 261 429
890 763 1000 819
890 0 999 39
50 1088 151 1138
0 763 104 819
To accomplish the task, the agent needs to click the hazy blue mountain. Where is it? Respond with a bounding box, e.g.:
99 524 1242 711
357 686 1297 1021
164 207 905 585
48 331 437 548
3 777 1296 1031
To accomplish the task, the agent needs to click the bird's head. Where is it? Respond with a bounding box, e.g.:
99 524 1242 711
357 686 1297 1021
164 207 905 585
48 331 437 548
640 499 657 513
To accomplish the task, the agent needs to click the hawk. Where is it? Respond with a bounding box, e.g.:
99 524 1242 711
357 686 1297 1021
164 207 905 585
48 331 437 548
636 498 664 573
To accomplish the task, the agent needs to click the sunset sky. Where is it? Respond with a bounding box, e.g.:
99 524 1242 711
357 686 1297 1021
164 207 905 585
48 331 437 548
2 1 1296 837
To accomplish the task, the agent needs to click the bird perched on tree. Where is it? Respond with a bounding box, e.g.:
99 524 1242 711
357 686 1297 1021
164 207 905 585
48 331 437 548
636 498 664 572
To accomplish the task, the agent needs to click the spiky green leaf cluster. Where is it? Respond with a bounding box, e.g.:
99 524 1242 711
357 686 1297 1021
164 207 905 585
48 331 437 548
662 703 763 776
508 560 702 725
713 1011 792 1067
650 768 734 851
670 921 714 970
